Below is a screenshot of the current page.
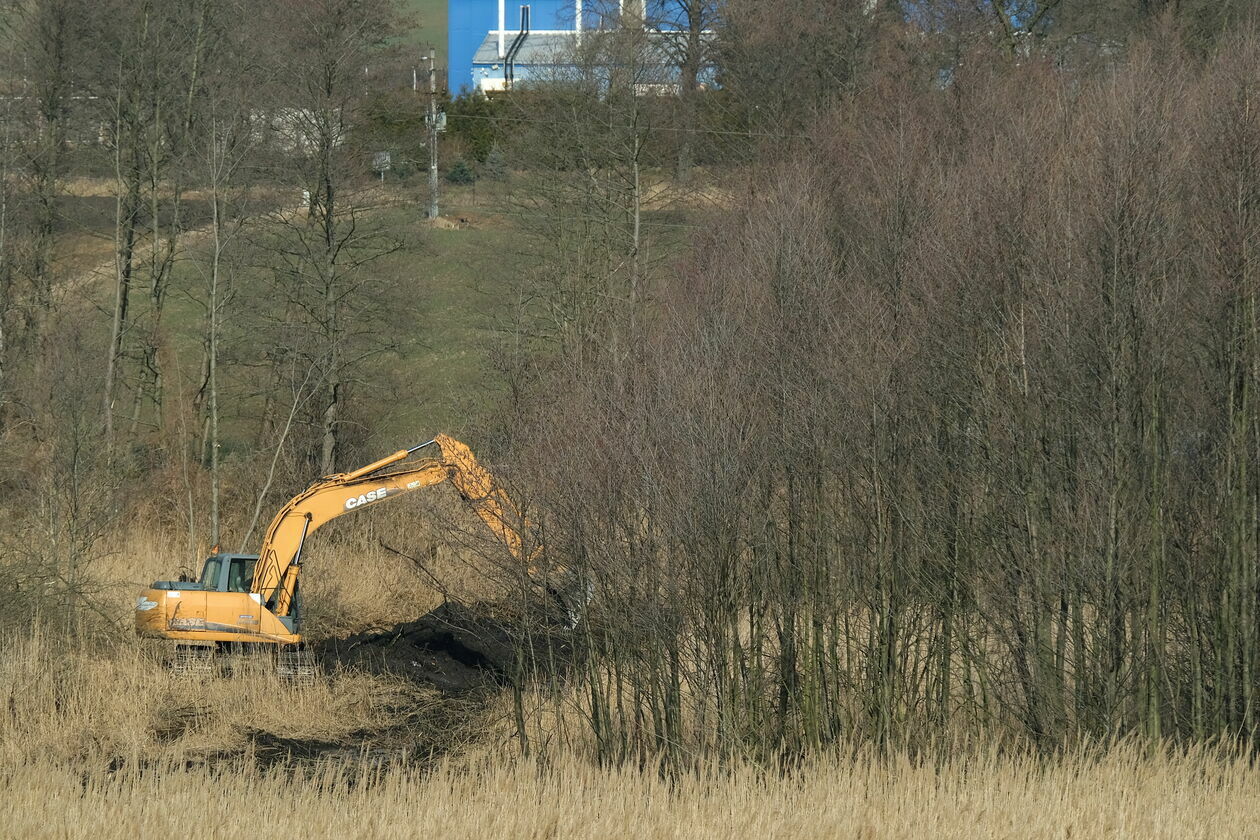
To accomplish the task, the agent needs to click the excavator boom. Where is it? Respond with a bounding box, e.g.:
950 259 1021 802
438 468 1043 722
249 458 450 612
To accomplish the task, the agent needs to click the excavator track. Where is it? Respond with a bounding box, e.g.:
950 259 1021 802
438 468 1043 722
170 644 215 678
165 642 317 683
276 648 317 684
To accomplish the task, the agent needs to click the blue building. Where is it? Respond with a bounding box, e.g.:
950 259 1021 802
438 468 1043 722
449 1 583 94
449 1 715 95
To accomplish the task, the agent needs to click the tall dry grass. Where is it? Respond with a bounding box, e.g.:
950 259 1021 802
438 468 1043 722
10 531 1256 839
3 627 1257 838
2 744 1258 839
0 632 449 767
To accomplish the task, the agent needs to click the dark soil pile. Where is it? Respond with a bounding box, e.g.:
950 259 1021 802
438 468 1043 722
316 602 550 694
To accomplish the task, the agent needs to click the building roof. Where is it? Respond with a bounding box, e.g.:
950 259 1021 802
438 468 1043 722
472 29 716 68
473 31 577 66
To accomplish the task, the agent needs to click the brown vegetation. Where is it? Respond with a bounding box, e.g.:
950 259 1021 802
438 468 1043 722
4 740 1260 839
499 33 1260 761
5 0 1260 832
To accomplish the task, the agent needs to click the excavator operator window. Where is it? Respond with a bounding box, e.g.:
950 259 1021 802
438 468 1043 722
226 557 252 593
199 557 223 589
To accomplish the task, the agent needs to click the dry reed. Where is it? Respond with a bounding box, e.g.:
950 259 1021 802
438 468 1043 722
2 744 1257 839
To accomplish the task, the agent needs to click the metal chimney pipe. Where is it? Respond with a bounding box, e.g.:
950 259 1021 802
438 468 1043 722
498 0 506 58
575 0 582 44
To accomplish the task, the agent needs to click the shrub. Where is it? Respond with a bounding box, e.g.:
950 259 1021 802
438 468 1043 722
445 159 476 185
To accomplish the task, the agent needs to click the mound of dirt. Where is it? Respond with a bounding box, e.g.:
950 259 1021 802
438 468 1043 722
316 602 532 694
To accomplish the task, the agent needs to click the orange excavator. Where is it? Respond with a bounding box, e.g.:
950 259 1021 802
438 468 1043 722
134 435 542 661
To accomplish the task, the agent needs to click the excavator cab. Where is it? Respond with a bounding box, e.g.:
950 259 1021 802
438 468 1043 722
198 554 259 593
193 553 300 632
136 551 303 644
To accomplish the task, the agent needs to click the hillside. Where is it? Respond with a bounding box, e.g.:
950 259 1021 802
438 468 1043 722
6 1 1260 837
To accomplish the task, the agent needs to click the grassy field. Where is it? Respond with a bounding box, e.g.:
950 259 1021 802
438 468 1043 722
5 590 1260 840
4 739 1259 838
54 172 691 453
401 0 448 72
82 179 527 461
365 192 526 441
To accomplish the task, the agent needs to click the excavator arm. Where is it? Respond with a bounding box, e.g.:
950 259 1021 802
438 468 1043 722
437 434 542 570
250 434 537 616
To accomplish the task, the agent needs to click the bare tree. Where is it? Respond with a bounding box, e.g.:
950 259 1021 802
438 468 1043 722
499 20 671 369
97 0 215 452
258 0 406 473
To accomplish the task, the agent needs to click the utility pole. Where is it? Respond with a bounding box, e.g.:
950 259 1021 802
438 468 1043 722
427 47 439 220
